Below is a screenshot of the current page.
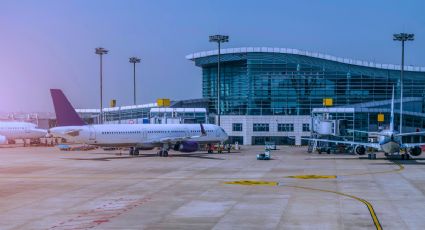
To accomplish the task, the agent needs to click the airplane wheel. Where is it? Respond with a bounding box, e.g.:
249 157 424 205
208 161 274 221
163 151 168 157
158 151 162 157
326 149 331 154
134 149 139 156
129 148 134 156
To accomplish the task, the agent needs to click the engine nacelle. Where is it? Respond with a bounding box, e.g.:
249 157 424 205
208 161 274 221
409 146 422 156
174 141 199 153
355 145 366 155
0 136 7 145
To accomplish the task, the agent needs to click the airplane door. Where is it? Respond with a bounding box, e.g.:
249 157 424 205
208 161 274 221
142 130 147 142
89 126 96 140
216 129 220 138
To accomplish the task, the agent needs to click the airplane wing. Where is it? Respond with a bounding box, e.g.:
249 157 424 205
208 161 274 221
346 129 384 136
396 131 425 136
401 143 425 148
64 129 83 137
302 138 381 150
157 135 202 143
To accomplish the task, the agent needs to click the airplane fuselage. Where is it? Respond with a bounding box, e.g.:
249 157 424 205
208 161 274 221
50 123 228 148
377 130 401 154
0 122 47 143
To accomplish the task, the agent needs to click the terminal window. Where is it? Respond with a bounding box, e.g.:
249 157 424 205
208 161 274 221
232 123 243 132
302 123 310 132
278 123 294 132
253 123 269 132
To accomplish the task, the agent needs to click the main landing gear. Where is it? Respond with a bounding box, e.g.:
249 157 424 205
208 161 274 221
401 153 410 160
157 143 169 157
157 150 168 157
129 147 140 156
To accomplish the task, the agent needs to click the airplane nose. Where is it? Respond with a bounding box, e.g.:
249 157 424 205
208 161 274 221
223 132 229 141
45 129 53 138
48 128 61 137
35 129 48 137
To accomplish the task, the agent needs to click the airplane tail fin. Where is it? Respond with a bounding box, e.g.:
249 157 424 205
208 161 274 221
50 89 86 126
200 123 206 136
390 85 395 132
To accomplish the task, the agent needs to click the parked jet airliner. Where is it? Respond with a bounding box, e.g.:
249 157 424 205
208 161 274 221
305 86 425 158
49 89 228 157
0 121 47 144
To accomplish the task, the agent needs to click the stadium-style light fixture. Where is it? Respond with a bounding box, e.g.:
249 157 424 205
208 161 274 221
209 35 229 126
393 33 414 133
129 56 141 106
95 47 109 124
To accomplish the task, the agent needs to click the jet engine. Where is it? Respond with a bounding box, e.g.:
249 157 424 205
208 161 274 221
0 135 7 145
409 146 422 156
174 141 199 153
355 145 366 155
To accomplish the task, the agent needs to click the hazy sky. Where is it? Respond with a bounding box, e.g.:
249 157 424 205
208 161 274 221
0 0 424 112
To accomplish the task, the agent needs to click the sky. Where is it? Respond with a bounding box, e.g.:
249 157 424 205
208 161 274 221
0 0 424 113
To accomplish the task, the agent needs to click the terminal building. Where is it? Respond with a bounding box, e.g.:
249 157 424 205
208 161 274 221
71 47 425 146
186 47 425 145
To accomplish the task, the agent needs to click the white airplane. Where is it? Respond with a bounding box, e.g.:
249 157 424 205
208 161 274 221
49 89 228 157
305 86 425 158
0 121 47 144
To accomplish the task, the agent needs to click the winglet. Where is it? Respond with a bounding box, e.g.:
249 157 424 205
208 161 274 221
50 89 86 126
200 123 206 136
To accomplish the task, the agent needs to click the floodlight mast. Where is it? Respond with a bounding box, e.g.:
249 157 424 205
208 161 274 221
209 35 229 126
129 57 141 105
393 33 414 134
95 47 109 124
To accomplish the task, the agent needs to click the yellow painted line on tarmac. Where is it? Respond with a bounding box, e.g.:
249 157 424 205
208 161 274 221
286 185 382 230
224 180 278 186
224 181 382 229
340 161 404 177
285 175 337 179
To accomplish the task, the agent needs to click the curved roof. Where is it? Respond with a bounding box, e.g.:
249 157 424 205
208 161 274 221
186 47 425 72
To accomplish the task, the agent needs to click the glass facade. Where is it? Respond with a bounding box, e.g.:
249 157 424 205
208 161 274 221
192 51 425 116
232 123 243 131
278 123 294 132
253 123 269 132
252 136 295 145
228 136 243 145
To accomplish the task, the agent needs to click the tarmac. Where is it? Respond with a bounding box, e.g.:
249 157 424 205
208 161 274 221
0 145 424 229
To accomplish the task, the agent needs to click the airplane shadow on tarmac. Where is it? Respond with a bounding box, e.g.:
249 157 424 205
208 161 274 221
372 158 425 166
63 152 226 161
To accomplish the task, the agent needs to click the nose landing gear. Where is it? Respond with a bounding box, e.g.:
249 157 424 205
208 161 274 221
157 143 170 157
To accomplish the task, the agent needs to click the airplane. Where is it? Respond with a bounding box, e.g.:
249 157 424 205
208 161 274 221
0 121 47 144
48 89 228 157
304 86 425 159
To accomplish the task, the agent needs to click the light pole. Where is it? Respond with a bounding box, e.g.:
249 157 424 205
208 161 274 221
129 56 141 105
209 34 229 126
393 33 414 133
95 47 108 124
